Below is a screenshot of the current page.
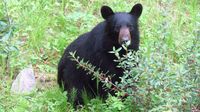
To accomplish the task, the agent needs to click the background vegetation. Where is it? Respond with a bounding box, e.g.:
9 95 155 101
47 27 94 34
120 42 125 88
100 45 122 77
0 0 199 111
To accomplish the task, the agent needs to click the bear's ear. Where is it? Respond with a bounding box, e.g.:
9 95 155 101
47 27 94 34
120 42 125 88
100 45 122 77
130 3 143 18
101 6 114 19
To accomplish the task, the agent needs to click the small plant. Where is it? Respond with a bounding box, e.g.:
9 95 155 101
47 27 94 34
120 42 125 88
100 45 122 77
0 0 18 76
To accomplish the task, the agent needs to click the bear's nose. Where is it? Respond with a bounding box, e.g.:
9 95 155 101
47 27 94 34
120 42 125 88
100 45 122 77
118 27 131 46
121 38 131 46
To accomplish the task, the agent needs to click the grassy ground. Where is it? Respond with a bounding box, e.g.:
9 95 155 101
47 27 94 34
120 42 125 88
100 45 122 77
0 0 199 111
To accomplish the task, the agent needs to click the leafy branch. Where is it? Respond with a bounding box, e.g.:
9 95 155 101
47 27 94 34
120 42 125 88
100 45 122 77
69 52 124 93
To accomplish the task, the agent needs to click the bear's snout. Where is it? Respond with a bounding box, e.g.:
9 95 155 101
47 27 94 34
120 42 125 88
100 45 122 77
118 27 131 46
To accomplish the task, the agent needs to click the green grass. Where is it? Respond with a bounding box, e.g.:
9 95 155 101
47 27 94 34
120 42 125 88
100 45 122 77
0 0 199 111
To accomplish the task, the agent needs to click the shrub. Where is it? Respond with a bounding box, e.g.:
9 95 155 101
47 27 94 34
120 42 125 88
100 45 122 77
70 37 200 111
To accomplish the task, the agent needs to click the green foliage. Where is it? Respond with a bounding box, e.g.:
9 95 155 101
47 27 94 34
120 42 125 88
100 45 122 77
70 42 200 111
0 87 70 112
76 95 129 112
0 0 199 111
0 0 19 76
117 43 199 111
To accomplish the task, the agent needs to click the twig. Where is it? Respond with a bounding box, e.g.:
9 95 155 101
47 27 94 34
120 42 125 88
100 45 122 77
70 52 123 92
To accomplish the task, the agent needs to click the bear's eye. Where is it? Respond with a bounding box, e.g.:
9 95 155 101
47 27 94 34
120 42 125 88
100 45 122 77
127 24 134 31
114 25 121 32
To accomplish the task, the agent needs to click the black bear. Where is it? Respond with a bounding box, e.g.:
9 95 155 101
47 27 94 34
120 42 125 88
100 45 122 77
58 3 143 106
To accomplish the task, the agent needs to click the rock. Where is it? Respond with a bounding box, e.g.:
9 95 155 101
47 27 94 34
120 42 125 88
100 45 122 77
11 65 36 94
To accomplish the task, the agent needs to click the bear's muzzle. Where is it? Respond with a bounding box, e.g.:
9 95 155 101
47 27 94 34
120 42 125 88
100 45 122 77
118 27 131 46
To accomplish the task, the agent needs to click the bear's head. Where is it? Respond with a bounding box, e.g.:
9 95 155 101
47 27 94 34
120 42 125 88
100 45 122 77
101 4 143 51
